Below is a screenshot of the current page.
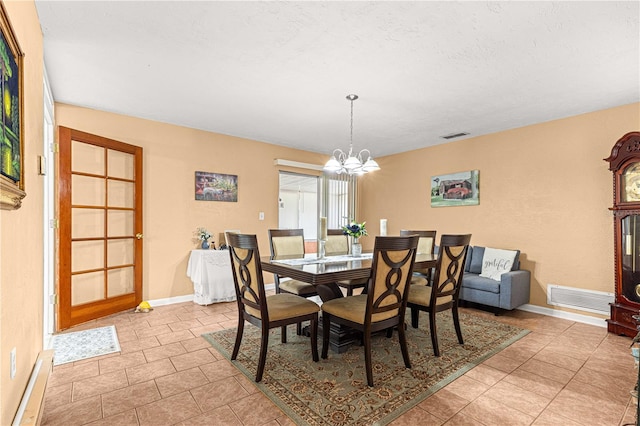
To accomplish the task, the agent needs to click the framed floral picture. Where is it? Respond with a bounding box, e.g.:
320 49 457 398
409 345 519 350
0 3 25 210
195 171 238 202
431 170 479 207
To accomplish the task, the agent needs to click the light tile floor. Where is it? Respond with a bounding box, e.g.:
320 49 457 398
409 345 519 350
41 299 638 425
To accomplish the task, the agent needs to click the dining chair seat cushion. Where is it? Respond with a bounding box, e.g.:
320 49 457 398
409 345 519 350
246 293 320 321
321 294 398 323
410 275 428 286
336 277 369 287
407 285 453 307
279 279 317 295
412 266 431 275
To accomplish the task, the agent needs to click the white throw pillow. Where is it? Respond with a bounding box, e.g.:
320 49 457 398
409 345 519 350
479 248 517 281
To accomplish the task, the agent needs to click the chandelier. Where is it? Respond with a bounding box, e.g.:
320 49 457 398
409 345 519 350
323 94 380 175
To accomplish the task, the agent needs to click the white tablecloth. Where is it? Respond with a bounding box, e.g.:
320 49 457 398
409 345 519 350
187 250 236 305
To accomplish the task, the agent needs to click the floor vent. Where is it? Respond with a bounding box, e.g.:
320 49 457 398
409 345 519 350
547 284 613 315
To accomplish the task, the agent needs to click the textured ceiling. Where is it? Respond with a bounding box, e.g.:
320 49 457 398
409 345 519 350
35 1 639 158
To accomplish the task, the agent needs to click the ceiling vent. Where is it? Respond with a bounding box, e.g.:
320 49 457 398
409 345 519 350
440 132 469 140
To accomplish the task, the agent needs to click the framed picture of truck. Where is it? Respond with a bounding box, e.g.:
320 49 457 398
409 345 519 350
431 170 479 207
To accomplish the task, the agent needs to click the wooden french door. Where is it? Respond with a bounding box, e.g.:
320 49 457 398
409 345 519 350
58 127 143 330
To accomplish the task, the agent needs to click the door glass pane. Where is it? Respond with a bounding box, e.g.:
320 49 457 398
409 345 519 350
108 210 133 237
108 180 134 208
108 149 134 180
72 271 104 305
72 241 104 272
108 267 134 297
107 239 134 267
72 175 105 206
72 208 104 239
72 141 104 175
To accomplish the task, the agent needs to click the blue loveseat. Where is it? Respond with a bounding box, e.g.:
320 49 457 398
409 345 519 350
459 246 531 312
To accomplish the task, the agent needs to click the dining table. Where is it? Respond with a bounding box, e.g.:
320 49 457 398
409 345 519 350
260 252 437 352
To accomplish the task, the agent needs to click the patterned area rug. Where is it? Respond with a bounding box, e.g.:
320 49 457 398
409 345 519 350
52 325 121 365
203 311 528 425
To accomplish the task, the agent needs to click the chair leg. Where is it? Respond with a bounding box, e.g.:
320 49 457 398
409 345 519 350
347 287 353 296
321 313 331 359
364 331 374 387
452 305 464 345
231 317 244 360
310 315 319 362
429 310 440 357
281 325 287 344
410 307 419 328
256 326 269 382
385 328 393 338
398 320 411 369
296 321 302 335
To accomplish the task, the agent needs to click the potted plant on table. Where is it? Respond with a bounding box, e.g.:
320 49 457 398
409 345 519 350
342 221 367 257
196 227 212 249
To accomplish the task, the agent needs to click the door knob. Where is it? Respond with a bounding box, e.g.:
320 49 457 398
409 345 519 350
135 233 143 240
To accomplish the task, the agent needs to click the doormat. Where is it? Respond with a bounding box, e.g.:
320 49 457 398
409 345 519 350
51 325 121 366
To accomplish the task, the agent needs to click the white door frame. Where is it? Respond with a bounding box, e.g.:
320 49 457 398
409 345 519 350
43 66 56 348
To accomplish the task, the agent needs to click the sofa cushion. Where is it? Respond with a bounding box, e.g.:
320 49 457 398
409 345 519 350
469 246 484 274
463 273 500 294
464 246 473 272
469 246 521 274
479 248 518 281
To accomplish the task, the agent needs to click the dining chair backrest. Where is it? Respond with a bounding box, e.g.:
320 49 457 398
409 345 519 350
227 233 267 321
431 234 472 306
325 229 349 256
268 229 305 259
366 235 419 323
400 230 437 255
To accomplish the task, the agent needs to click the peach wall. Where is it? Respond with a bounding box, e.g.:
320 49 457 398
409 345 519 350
54 104 328 302
0 1 44 423
360 102 640 318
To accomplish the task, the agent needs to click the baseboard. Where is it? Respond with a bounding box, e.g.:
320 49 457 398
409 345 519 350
147 285 274 308
517 304 608 328
147 294 194 307
12 349 55 426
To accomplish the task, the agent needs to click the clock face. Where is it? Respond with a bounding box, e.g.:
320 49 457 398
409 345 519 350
623 163 640 202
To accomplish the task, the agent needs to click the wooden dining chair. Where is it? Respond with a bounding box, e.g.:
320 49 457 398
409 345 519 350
325 229 368 296
321 235 419 386
407 234 471 357
268 229 319 298
400 230 437 285
227 233 320 382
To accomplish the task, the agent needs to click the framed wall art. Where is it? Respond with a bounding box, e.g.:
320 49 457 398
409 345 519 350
431 170 479 207
0 3 25 210
195 171 238 202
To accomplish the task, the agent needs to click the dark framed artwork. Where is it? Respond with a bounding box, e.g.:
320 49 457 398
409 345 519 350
431 170 479 207
0 3 25 210
195 171 238 202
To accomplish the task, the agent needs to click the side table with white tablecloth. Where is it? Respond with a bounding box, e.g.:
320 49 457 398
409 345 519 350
187 249 236 305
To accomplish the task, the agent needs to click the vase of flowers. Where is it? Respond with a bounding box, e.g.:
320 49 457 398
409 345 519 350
196 227 212 249
342 221 367 257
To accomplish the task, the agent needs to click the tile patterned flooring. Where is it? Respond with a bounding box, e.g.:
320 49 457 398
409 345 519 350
41 299 638 425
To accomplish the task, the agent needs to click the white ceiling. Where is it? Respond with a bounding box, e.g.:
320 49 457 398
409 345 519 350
35 1 639 158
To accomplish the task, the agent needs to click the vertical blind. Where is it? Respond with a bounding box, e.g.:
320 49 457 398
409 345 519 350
321 172 357 230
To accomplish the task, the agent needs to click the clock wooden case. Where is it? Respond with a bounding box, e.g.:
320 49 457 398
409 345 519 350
605 131 640 337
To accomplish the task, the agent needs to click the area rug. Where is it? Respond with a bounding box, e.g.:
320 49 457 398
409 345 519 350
203 311 529 425
52 325 121 366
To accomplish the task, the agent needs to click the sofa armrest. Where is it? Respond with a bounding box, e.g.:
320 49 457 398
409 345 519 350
498 270 531 310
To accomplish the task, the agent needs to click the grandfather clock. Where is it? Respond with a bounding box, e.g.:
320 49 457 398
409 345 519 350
605 131 640 337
